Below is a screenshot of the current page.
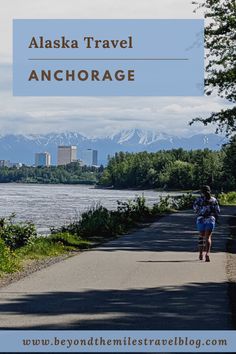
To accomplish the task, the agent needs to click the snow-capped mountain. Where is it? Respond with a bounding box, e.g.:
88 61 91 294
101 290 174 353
110 129 170 145
0 129 226 165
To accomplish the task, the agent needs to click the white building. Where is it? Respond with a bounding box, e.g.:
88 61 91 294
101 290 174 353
57 146 77 166
0 160 11 168
35 152 51 167
10 162 23 169
81 149 98 166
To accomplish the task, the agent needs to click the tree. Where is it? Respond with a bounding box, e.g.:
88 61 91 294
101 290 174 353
192 149 224 189
190 0 236 136
222 135 236 189
159 160 195 189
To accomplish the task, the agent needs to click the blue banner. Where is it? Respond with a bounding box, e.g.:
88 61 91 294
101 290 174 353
0 330 235 352
13 19 204 96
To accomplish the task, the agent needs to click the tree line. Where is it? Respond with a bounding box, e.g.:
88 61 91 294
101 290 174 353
0 162 103 184
99 136 236 191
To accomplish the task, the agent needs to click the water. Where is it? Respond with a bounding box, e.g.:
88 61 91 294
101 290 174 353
0 184 179 233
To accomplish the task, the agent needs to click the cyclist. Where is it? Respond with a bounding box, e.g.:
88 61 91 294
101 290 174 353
193 185 220 262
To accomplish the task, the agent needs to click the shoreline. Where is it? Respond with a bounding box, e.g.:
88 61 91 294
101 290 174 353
0 181 193 193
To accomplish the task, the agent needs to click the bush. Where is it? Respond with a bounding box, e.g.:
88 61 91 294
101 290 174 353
152 193 195 214
0 214 37 250
152 195 173 214
0 239 19 274
174 193 195 210
53 197 152 240
218 192 236 205
117 196 151 221
79 205 111 237
78 205 126 238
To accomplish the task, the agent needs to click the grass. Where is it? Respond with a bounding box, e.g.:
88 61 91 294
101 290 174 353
17 233 91 260
0 239 20 275
0 233 92 276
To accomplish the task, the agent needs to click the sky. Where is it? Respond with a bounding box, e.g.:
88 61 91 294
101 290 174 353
0 0 230 137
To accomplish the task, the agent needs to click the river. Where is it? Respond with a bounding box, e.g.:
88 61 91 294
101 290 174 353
0 184 180 233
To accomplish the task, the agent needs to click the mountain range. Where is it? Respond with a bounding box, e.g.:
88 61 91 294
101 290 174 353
0 129 227 165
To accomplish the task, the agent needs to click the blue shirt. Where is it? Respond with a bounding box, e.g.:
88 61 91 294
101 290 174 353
193 196 220 219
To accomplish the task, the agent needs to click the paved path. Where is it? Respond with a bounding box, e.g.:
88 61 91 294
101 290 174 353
0 209 234 329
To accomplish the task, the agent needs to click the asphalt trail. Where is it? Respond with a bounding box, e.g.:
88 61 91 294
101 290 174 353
0 209 233 330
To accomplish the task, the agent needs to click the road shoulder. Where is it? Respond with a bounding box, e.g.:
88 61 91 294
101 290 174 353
226 206 236 329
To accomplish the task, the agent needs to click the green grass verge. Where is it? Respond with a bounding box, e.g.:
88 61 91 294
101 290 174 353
0 239 20 275
17 232 91 260
0 232 91 276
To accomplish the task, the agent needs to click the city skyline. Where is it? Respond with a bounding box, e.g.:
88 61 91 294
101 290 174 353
1 146 99 168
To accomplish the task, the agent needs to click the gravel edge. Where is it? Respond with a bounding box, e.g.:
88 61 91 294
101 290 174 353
226 210 236 329
0 252 79 289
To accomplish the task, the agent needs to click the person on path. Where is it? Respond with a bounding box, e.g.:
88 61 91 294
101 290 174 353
193 185 220 262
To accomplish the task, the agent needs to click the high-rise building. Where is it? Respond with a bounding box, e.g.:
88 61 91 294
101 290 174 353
35 152 51 167
57 146 77 166
81 149 98 166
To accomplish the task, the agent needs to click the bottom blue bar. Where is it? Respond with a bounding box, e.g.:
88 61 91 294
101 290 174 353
0 330 236 352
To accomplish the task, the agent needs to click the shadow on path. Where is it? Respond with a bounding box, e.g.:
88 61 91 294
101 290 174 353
0 282 231 330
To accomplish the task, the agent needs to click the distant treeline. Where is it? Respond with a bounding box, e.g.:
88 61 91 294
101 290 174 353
0 162 103 184
99 136 236 191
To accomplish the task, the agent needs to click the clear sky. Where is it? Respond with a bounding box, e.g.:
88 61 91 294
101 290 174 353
0 0 230 137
